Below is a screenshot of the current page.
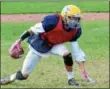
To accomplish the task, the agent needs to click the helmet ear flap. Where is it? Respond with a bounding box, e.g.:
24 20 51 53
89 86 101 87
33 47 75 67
64 12 68 25
63 12 70 27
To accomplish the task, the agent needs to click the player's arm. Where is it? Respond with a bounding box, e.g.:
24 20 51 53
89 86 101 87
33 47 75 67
70 41 86 63
19 22 45 42
9 23 44 59
19 30 33 42
9 29 33 59
70 27 86 61
9 14 58 59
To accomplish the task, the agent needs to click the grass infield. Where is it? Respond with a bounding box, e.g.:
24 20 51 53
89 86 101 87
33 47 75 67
1 20 109 88
1 1 109 14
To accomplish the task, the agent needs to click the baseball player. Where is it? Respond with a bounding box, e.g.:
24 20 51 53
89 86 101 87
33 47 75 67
1 5 95 86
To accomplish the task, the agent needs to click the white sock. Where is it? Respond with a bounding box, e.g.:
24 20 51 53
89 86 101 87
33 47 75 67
10 73 16 81
67 72 74 80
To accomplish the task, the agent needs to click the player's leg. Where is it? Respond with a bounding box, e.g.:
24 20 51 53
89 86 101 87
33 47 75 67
0 50 41 85
71 42 95 83
50 44 79 86
78 61 95 83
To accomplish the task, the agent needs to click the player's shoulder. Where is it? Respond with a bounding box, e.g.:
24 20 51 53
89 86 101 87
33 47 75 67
42 14 60 32
43 14 59 21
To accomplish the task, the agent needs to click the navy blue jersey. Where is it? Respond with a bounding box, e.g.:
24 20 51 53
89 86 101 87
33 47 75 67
28 33 52 53
28 14 82 53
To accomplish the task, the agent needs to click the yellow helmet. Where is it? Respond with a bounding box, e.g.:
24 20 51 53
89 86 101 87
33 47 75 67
61 5 81 29
61 5 81 18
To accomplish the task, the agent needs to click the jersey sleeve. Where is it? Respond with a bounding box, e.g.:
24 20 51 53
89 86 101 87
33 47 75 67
70 27 82 42
42 14 59 32
30 23 45 34
70 41 86 62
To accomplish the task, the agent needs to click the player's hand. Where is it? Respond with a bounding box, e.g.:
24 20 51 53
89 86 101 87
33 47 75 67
9 39 24 59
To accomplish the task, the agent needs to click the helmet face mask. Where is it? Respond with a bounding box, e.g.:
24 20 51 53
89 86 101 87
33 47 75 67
67 16 81 29
63 14 81 29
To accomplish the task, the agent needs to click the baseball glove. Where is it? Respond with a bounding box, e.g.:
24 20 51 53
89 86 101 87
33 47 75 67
9 39 24 59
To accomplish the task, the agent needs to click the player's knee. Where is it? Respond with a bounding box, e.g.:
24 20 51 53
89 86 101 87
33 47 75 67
16 71 28 80
63 53 73 66
75 57 86 64
77 60 85 64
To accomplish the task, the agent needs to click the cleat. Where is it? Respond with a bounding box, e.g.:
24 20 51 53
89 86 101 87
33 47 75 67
87 76 96 84
68 78 79 86
0 76 14 85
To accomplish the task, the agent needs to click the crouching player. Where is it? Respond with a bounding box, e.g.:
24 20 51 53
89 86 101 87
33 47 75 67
1 5 95 86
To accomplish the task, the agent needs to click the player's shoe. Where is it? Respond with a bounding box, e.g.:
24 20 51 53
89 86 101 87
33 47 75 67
87 76 96 84
68 78 79 86
83 76 96 84
0 76 14 85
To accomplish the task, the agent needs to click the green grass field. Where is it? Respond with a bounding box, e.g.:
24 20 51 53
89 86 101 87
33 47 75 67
1 20 109 88
1 1 109 14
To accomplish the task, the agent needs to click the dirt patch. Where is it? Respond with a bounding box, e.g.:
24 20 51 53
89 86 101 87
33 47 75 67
1 13 109 22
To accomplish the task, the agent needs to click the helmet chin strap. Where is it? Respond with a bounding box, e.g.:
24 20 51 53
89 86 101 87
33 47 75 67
63 12 72 30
